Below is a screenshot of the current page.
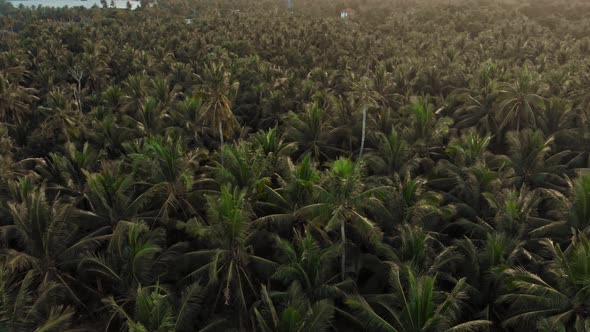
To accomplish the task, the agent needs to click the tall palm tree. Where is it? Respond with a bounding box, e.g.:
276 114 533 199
104 282 225 332
366 128 418 177
213 142 270 198
453 234 525 328
198 62 240 165
402 97 452 158
181 185 277 330
83 161 145 226
494 69 546 132
0 74 38 125
126 136 206 226
1 186 110 307
500 232 590 330
350 76 378 159
282 102 330 162
377 173 444 230
346 265 491 332
567 174 590 233
255 154 320 233
0 269 76 332
504 129 570 190
272 230 344 300
78 221 170 298
250 127 298 174
297 158 385 281
38 87 82 143
253 283 335 332
453 61 499 134
390 224 460 278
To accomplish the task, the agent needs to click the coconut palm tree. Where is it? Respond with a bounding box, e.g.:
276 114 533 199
500 232 590 330
297 158 385 281
272 230 344 300
198 62 240 165
126 136 206 226
83 161 145 226
0 74 38 125
503 129 570 190
453 62 499 134
181 185 277 329
283 103 331 162
255 154 320 233
401 97 452 158
365 128 418 177
494 69 546 132
0 268 76 332
346 265 491 332
104 282 225 332
350 76 379 159
1 186 110 307
253 283 335 332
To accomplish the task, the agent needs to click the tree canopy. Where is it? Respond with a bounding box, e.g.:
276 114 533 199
1 0 590 330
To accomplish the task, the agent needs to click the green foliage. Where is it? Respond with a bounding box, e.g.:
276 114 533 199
2 0 590 330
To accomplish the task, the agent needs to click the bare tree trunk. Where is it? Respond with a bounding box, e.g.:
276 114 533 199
359 104 367 159
219 121 225 167
76 78 82 112
341 222 346 281
68 67 84 113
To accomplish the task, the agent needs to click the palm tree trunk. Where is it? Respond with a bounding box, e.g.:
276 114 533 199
341 222 346 281
219 121 225 166
359 104 367 159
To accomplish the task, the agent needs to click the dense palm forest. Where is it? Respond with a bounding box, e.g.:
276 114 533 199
2 0 590 330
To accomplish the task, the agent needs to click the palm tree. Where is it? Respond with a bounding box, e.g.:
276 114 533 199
83 161 145 226
346 265 491 332
350 76 378 159
537 173 590 238
149 76 180 110
390 224 460 278
121 74 147 116
198 62 240 165
272 230 344 300
453 234 525 328
377 173 444 230
0 74 38 125
213 142 270 198
366 128 418 177
87 111 138 158
77 221 171 296
1 186 110 307
504 129 570 190
484 186 559 240
297 158 385 281
255 154 320 233
253 283 335 332
500 232 590 330
250 127 298 174
37 87 83 143
494 69 546 132
104 282 225 332
126 136 206 226
402 97 452 158
170 95 204 144
283 103 330 162
537 97 572 136
567 174 590 233
0 268 76 332
181 185 277 329
38 142 97 197
453 61 499 134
